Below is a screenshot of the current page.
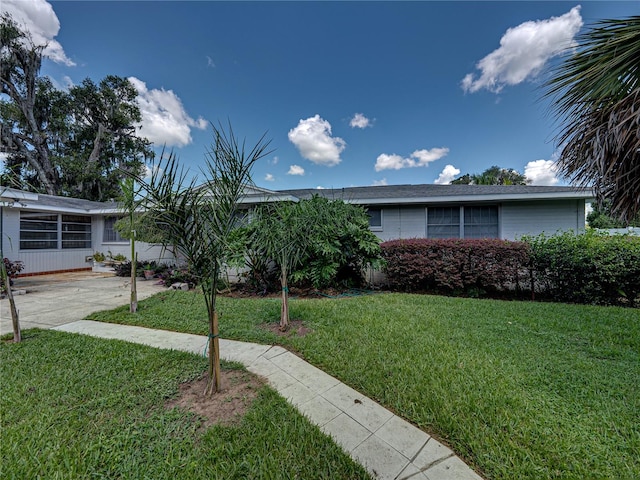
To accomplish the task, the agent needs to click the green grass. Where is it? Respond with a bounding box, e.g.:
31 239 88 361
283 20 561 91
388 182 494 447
88 290 640 479
0 329 369 480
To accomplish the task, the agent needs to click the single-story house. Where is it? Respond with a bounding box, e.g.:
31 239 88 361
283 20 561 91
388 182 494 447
277 184 593 242
1 184 593 276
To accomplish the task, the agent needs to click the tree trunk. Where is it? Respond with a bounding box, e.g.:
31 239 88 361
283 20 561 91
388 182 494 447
205 309 222 395
280 267 290 331
1 262 21 343
130 250 137 313
204 271 222 396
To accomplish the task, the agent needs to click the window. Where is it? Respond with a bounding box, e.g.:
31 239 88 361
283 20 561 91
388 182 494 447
19 213 58 250
20 212 92 250
426 206 499 239
427 207 460 238
463 206 499 238
103 217 127 243
367 208 382 230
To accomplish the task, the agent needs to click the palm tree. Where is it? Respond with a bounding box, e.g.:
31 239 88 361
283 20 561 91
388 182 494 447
546 16 640 223
451 166 528 185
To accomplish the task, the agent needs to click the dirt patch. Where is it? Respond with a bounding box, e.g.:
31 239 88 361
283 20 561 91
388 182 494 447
260 319 313 337
166 369 265 429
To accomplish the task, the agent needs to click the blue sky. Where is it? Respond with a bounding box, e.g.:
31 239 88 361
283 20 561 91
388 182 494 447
2 1 638 190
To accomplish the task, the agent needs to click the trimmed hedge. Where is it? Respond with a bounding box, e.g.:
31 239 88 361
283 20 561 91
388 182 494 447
526 231 640 307
380 233 640 307
380 238 530 296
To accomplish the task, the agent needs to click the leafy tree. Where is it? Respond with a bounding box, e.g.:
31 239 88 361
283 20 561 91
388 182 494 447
241 196 383 330
130 124 270 394
451 165 529 185
290 196 383 289
546 16 640 223
587 201 640 229
247 201 312 331
1 13 152 201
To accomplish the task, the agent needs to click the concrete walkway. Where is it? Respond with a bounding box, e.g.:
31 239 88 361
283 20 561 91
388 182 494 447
3 273 482 480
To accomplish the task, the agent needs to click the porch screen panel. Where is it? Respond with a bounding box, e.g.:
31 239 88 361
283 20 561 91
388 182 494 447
62 215 92 249
20 213 58 249
464 206 498 238
427 207 460 238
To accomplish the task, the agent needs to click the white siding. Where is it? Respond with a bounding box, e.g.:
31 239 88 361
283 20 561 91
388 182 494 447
93 216 176 264
501 200 586 240
1 208 94 275
373 200 587 242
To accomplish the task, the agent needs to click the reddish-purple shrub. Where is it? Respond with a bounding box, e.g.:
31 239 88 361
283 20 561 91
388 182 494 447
380 238 531 296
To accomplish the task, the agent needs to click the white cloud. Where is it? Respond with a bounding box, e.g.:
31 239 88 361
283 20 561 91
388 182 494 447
374 147 449 172
524 159 560 185
287 165 305 176
206 55 215 68
288 115 345 166
1 0 75 66
128 77 207 147
270 156 279 165
350 113 372 129
372 178 388 186
315 186 325 189
434 164 461 185
264 173 275 182
462 6 582 93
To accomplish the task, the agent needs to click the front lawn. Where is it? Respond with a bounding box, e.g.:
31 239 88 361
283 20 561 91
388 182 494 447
0 330 369 479
88 291 640 480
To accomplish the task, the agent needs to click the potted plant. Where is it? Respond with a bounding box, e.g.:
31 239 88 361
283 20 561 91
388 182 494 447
93 252 106 266
143 263 155 280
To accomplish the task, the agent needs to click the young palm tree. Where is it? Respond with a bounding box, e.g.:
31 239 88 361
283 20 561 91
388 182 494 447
546 16 640 223
131 123 270 394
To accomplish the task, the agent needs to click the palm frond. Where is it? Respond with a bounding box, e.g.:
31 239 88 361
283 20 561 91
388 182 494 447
546 16 640 222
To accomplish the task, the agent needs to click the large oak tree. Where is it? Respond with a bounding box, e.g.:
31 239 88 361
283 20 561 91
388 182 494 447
1 13 152 201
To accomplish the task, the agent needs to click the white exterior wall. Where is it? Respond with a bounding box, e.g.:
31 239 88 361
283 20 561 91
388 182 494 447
2 207 94 275
500 199 585 240
1 209 178 276
371 200 586 242
93 216 177 264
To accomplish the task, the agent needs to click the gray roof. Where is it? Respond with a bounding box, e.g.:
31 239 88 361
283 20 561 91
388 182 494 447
1 188 118 213
277 184 594 205
2 184 594 213
28 193 118 211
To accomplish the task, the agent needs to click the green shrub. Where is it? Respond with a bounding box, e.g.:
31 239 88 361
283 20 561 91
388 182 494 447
237 196 383 291
1 258 25 293
525 230 640 306
381 238 530 296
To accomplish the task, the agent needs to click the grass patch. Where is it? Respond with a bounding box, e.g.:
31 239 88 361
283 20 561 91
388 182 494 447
0 329 369 479
89 290 640 479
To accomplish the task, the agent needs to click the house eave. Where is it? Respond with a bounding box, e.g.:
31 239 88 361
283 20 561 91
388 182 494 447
345 192 595 205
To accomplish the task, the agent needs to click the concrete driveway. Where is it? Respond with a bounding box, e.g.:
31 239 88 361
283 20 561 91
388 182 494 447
1 272 167 334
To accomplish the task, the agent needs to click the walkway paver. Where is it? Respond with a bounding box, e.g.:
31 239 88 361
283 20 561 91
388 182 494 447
54 319 483 480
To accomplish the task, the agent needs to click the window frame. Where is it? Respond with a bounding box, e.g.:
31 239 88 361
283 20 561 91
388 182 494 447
367 207 383 231
426 206 461 239
20 212 92 250
102 216 129 244
426 205 499 239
